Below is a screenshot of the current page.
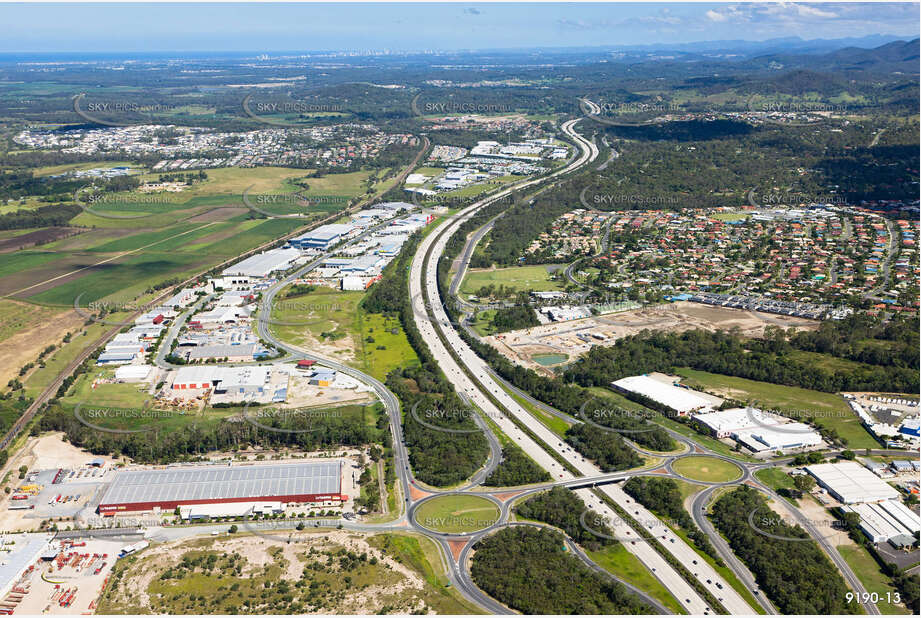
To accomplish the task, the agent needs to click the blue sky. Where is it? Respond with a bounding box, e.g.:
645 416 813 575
2 2 918 53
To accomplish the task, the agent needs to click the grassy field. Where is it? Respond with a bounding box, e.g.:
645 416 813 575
671 456 743 483
675 368 878 449
414 495 500 533
711 212 749 222
837 545 911 615
505 388 572 437
586 544 686 615
269 285 419 381
459 264 567 297
754 467 796 491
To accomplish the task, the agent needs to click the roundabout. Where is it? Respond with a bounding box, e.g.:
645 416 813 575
671 455 744 483
413 494 502 535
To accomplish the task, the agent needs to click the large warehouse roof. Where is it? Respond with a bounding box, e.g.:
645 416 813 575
223 248 300 278
806 461 900 504
693 408 780 435
296 223 354 241
612 375 712 414
100 461 341 508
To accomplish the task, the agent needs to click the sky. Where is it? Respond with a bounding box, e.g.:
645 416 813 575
1 2 918 53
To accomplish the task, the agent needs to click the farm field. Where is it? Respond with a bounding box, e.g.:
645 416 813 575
674 368 879 449
459 264 567 297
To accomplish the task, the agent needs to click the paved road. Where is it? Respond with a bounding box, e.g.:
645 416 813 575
410 118 755 615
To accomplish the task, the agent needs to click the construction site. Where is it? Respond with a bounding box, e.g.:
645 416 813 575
482 301 819 374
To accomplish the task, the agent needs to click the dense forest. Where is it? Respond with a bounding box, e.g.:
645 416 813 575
564 423 643 472
565 328 919 399
489 304 540 333
710 486 855 615
483 444 550 487
38 403 388 464
622 477 722 564
516 487 614 551
470 526 652 615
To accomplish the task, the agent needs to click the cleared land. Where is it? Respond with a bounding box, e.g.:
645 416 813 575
268 285 419 381
97 530 481 614
414 495 500 533
482 301 818 376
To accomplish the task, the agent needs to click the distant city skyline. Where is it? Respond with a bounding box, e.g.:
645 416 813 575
1 2 918 53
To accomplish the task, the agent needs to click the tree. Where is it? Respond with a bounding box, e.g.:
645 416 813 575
794 475 816 492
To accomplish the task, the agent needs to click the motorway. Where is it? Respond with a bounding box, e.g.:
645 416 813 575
59 113 885 615
408 113 881 615
409 118 755 615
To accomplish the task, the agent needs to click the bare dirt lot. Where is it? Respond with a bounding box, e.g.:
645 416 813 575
99 530 432 614
485 301 818 374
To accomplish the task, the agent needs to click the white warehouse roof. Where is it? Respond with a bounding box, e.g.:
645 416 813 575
806 461 901 504
223 248 300 278
693 408 780 435
612 375 712 414
734 423 823 452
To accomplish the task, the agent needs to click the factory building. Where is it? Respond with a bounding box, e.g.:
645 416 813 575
98 461 345 515
806 461 901 504
222 247 300 278
693 408 822 452
733 423 823 452
612 375 713 416
288 224 355 250
841 500 921 547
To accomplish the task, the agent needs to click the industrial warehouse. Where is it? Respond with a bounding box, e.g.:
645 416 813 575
98 461 346 515
693 407 824 453
611 374 715 416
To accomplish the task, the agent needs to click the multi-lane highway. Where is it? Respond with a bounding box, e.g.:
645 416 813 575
73 112 886 616
408 117 766 615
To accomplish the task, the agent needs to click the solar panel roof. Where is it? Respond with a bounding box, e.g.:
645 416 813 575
101 461 341 505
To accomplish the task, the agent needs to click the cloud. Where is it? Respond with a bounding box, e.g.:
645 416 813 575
463 7 481 16
705 9 729 23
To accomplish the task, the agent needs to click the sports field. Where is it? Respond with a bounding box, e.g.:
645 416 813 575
414 495 500 533
671 456 742 483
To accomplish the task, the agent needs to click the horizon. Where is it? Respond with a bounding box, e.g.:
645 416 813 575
2 2 918 54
